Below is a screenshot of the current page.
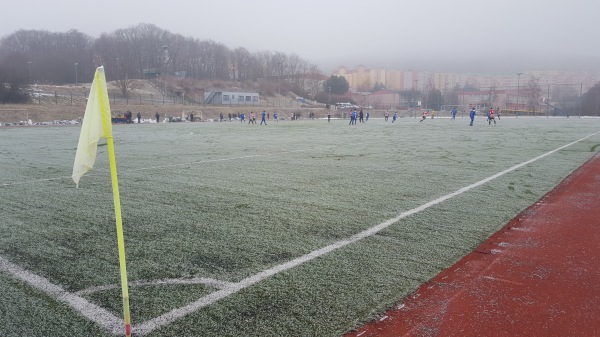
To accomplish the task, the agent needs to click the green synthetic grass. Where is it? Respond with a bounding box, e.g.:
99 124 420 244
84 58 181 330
1 117 599 336
0 272 111 337
84 284 218 322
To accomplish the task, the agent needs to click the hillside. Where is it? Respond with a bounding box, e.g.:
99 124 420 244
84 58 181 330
1 79 326 125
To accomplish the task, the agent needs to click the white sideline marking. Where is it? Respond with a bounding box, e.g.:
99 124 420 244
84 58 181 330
75 277 235 296
134 131 600 336
0 256 124 335
0 149 312 187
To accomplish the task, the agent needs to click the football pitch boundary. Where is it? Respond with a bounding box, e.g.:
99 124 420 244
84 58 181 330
1 131 598 336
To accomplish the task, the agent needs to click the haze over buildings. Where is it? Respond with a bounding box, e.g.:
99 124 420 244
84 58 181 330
332 66 598 112
333 66 599 92
2 0 600 74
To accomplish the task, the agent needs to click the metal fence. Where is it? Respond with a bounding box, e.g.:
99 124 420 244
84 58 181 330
27 90 312 108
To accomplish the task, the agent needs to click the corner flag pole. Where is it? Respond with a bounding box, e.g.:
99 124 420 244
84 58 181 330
106 135 132 337
72 66 132 337
98 74 132 337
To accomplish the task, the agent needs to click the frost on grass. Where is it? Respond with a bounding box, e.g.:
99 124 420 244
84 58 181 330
1 118 599 336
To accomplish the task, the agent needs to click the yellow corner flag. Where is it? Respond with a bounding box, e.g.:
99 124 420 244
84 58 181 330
72 66 113 187
72 66 132 337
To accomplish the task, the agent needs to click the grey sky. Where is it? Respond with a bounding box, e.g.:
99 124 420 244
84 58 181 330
3 0 600 72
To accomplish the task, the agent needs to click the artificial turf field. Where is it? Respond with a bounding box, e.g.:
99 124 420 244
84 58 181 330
1 116 599 336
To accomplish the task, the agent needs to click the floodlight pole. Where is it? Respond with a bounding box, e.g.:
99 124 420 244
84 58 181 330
516 72 523 115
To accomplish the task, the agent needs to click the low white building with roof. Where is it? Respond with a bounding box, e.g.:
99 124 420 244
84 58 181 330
203 89 260 105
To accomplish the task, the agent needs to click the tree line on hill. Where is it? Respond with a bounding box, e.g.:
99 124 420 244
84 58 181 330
0 23 326 103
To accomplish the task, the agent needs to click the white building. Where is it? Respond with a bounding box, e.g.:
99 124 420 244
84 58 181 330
203 89 260 105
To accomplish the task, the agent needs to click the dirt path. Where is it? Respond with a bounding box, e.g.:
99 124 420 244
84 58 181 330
345 153 600 337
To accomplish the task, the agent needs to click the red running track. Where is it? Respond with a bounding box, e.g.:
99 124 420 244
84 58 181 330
346 153 600 337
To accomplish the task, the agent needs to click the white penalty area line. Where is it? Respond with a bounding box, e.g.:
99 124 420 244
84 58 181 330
133 131 600 336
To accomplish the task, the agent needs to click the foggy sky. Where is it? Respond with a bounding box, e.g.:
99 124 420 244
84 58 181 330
3 0 600 73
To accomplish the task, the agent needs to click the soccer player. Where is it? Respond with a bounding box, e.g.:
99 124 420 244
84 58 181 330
260 110 267 125
488 108 496 125
469 107 476 126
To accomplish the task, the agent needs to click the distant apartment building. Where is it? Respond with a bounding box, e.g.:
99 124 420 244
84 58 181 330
333 66 599 93
333 66 413 91
333 66 466 92
332 66 599 112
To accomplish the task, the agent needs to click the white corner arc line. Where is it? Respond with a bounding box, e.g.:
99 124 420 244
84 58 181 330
133 131 600 336
0 256 124 335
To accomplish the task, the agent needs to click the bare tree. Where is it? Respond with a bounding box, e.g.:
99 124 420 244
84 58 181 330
1 29 93 84
580 82 600 116
114 76 138 99
0 51 30 102
523 76 542 113
1 24 324 97
400 89 420 109
483 84 498 108
231 47 251 81
304 64 325 99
